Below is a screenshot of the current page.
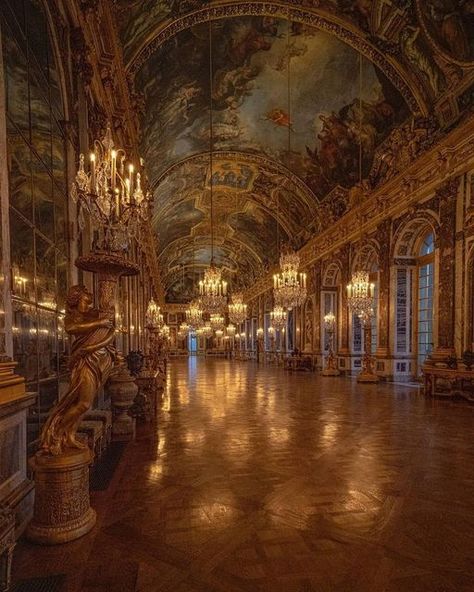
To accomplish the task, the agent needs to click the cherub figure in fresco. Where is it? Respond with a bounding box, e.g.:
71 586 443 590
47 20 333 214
264 108 293 129
275 40 308 72
161 82 201 128
229 23 272 65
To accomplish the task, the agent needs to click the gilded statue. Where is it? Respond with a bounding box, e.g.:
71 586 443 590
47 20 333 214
40 285 116 456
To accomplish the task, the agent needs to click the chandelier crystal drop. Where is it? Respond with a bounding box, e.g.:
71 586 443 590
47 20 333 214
228 292 247 325
71 124 151 251
210 313 225 330
273 249 307 311
346 271 375 318
199 265 227 314
186 298 204 328
270 305 287 330
145 298 163 330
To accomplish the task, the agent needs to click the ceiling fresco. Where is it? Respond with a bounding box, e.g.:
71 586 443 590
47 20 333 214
137 18 408 197
114 1 474 302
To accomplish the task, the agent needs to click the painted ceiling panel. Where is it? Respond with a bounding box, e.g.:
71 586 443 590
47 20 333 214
116 2 472 302
137 18 407 197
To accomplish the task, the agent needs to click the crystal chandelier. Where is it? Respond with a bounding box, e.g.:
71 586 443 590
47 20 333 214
346 271 375 318
203 324 213 338
228 292 247 324
274 250 307 311
199 265 227 313
210 313 225 330
145 298 163 329
270 305 287 330
72 124 150 251
186 298 203 328
226 323 236 337
159 324 170 340
178 322 190 339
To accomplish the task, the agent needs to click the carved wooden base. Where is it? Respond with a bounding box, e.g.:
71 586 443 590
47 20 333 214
27 448 96 545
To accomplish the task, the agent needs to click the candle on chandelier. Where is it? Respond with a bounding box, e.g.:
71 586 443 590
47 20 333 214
90 152 96 190
111 149 117 191
129 164 134 196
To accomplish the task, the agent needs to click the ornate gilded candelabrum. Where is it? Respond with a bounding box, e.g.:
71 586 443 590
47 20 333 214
347 271 379 383
322 312 340 376
28 128 148 545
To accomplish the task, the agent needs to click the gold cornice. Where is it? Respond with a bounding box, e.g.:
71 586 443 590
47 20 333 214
244 114 474 301
126 1 428 116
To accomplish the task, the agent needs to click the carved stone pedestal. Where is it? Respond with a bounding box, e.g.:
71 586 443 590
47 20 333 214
27 448 96 545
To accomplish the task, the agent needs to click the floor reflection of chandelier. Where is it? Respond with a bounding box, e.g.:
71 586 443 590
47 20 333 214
199 265 227 313
186 298 203 328
346 271 374 317
274 250 307 310
210 313 225 330
228 292 247 324
270 305 287 330
72 125 150 251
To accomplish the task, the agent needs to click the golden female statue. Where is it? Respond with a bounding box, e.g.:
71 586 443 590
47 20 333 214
40 285 116 456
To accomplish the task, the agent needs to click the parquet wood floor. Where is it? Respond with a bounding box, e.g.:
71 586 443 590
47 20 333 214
13 358 474 591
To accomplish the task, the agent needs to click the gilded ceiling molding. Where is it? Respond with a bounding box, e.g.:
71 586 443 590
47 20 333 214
243 115 474 301
127 2 428 116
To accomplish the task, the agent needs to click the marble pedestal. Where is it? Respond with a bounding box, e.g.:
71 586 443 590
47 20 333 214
27 448 96 545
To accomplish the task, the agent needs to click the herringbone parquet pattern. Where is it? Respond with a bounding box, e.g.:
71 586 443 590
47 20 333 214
14 359 474 591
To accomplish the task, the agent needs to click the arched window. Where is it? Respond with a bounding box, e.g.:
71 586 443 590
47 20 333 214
417 232 435 370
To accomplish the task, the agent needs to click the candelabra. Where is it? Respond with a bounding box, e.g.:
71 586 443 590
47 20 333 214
228 292 247 324
72 125 150 252
199 265 227 313
273 249 307 310
347 271 378 383
210 313 225 331
270 305 287 331
186 299 203 329
322 312 339 376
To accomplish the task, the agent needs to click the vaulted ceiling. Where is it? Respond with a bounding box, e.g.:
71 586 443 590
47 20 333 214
114 1 474 302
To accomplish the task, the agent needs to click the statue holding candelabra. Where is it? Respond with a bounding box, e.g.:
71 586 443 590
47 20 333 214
28 125 148 545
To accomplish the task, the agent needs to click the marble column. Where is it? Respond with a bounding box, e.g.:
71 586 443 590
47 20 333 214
432 178 459 362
